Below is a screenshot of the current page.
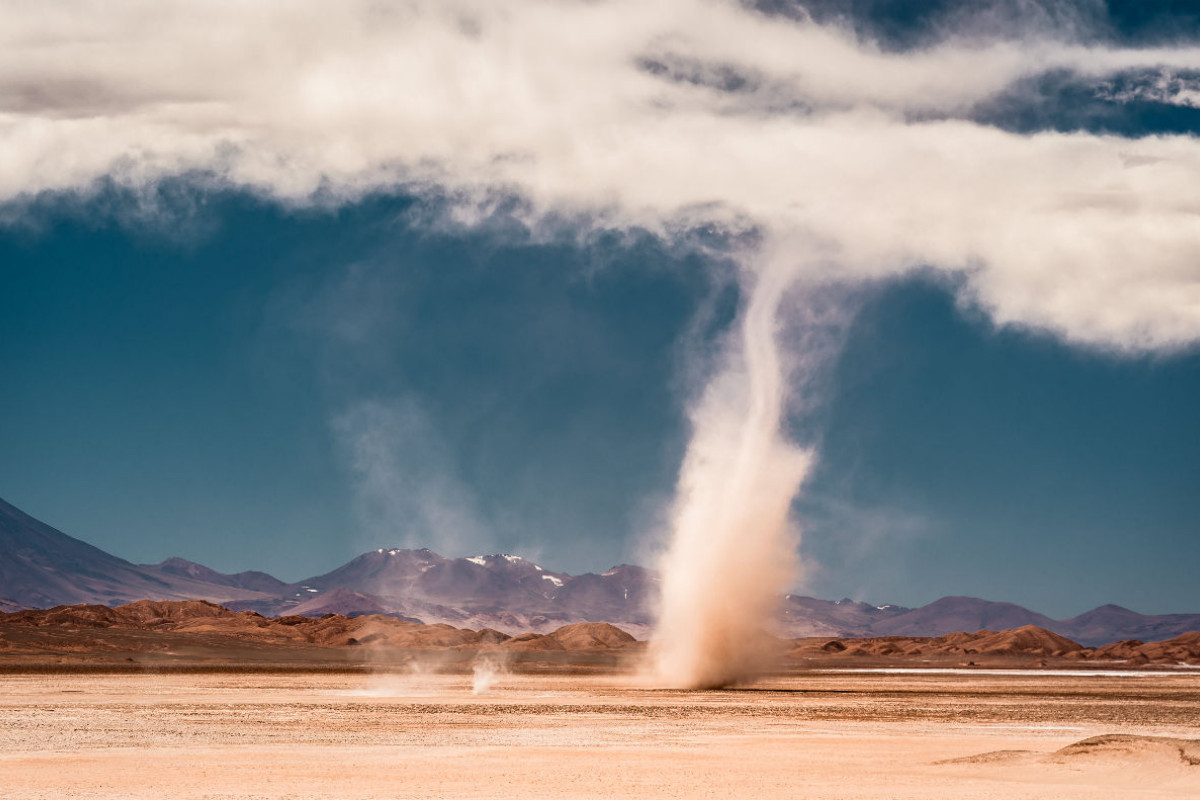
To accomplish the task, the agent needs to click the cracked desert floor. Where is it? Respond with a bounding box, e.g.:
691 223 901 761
2 666 1198 799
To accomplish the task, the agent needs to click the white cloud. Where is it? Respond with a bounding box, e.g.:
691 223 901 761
1097 70 1200 110
3 0 1198 349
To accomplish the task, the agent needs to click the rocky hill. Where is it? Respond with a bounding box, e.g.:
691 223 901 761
790 625 1200 665
3 602 1196 667
0 600 639 655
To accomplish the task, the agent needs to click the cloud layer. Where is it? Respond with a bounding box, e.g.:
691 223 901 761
4 0 1199 349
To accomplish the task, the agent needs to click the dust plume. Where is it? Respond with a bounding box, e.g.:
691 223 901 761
332 398 490 557
471 650 510 695
649 261 813 687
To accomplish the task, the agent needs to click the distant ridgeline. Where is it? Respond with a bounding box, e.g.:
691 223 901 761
2 496 1198 646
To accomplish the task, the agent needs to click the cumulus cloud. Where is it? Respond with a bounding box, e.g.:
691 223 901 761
1096 70 1200 109
2 0 1198 349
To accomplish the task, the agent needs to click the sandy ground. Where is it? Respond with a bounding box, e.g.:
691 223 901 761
1 667 1197 799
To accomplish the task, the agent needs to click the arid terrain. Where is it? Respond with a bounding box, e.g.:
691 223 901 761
1 666 1198 800
0 604 1195 796
2 602 1199 798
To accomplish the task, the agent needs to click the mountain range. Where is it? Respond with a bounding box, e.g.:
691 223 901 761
2 495 1196 645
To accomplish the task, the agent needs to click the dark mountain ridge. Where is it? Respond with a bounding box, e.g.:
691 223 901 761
0 497 272 608
1 495 1195 644
147 556 288 594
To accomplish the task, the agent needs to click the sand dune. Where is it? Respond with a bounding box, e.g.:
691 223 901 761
944 734 1200 776
1054 734 1200 765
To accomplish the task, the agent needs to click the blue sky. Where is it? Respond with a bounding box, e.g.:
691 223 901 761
1 1 1198 617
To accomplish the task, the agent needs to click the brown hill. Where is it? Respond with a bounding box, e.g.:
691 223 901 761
792 624 1200 665
549 622 639 649
1093 631 1200 664
793 625 1086 660
936 625 1085 656
501 632 566 651
1054 734 1200 765
500 622 637 652
4 600 1192 667
117 599 244 624
0 600 639 657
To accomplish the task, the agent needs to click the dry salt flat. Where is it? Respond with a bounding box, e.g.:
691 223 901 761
1 669 1198 799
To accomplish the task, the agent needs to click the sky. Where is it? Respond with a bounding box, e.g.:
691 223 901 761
1 0 1198 618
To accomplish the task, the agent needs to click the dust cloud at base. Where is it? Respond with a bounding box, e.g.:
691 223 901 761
648 261 814 689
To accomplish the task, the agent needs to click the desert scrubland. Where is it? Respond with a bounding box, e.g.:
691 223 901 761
1 660 1198 800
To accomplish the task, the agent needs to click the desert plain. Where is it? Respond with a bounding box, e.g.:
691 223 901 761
2 655 1198 800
